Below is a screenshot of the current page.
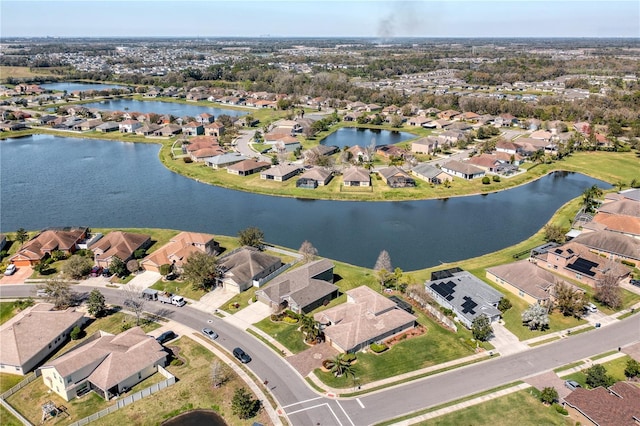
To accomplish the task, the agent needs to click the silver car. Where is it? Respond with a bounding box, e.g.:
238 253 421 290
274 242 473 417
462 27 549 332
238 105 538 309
202 327 218 341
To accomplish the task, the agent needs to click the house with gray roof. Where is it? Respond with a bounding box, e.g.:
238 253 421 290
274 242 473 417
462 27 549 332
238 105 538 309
315 286 416 353
260 164 303 182
227 159 271 176
95 121 119 133
40 327 167 401
377 166 416 188
296 167 333 188
411 136 438 154
342 166 371 187
441 160 485 180
256 259 338 314
204 152 247 170
217 246 282 293
0 303 86 376
411 163 453 184
425 269 502 328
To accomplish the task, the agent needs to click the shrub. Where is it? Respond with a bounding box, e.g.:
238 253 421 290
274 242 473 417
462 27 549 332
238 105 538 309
482 176 491 185
553 404 568 415
492 175 501 182
283 316 298 324
183 157 193 163
342 353 357 363
121 322 132 331
621 259 635 267
370 343 388 353
70 325 82 340
228 302 240 310
170 358 184 366
285 310 300 320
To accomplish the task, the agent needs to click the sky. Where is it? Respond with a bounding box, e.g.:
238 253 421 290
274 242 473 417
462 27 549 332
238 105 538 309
1 0 639 38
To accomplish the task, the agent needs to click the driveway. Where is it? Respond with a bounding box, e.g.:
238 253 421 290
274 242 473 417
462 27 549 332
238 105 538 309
225 300 272 329
125 271 161 289
583 310 617 327
287 342 339 376
490 322 529 356
525 371 572 400
0 265 32 285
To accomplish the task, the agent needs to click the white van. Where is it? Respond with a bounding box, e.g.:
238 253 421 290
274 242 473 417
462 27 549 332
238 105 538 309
586 303 597 313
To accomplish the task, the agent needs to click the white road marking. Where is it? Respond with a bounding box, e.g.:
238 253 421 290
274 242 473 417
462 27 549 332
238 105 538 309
281 396 323 409
284 402 344 426
356 398 365 409
336 400 356 426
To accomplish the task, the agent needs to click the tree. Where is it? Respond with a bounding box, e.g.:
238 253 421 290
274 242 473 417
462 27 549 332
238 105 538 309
159 264 172 276
299 240 318 263
624 358 640 378
374 250 393 289
543 224 566 244
38 278 73 310
554 282 587 317
324 353 356 378
300 314 320 343
471 315 493 341
539 387 558 404
594 271 622 309
390 115 403 128
498 297 512 313
70 326 82 340
231 387 260 420
238 226 264 249
521 304 549 330
87 289 107 318
393 267 404 291
582 184 603 213
15 228 28 245
62 255 93 279
182 251 218 291
126 259 140 274
585 364 614 388
211 360 228 388
110 256 127 278
122 284 146 326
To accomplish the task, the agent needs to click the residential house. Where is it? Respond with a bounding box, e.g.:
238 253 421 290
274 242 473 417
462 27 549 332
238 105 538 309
411 163 453 184
10 227 88 267
315 286 417 353
182 122 204 136
458 111 480 122
140 232 219 273
407 116 432 128
95 121 120 133
256 259 339 314
260 164 303 182
271 119 303 134
486 260 580 305
496 140 519 155
153 124 182 137
226 159 271 176
343 111 363 122
196 113 215 124
381 105 400 115
76 119 103 131
216 246 282 293
346 101 366 111
441 160 485 180
571 230 640 267
90 231 152 269
437 109 460 120
494 113 519 127
376 145 407 159
529 130 552 141
563 381 640 426
411 137 438 155
342 166 371 187
531 241 631 287
204 153 247 170
591 197 640 239
135 123 161 136
425 269 503 329
118 119 142 133
378 166 416 188
40 327 167 401
204 122 224 137
190 146 225 162
296 167 334 189
347 145 370 162
437 130 465 146
0 303 86 375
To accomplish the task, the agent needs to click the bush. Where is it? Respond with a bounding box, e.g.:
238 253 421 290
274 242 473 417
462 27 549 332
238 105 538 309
621 259 635 267
482 176 491 185
492 175 501 182
183 157 193 163
553 404 568 415
370 343 388 353
121 322 132 331
342 353 357 363
170 358 184 366
283 316 298 324
70 325 82 340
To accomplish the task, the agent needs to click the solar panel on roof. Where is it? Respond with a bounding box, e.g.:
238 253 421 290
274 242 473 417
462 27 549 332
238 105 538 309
431 280 457 300
446 295 454 301
567 249 574 254
461 296 478 315
554 249 563 254
568 257 598 277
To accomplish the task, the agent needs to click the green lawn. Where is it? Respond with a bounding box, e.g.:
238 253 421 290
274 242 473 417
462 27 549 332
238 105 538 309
562 355 633 388
254 317 310 354
415 389 572 426
0 302 18 325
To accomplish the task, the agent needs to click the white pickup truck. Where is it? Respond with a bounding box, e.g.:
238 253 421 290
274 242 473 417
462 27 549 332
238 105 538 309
157 292 186 307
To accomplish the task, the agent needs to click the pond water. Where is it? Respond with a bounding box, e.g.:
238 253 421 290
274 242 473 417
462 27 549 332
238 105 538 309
0 134 610 271
161 409 227 426
81 99 246 118
40 82 128 92
320 127 414 148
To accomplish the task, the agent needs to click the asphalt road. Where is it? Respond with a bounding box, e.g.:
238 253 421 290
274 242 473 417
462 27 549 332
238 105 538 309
3 285 639 426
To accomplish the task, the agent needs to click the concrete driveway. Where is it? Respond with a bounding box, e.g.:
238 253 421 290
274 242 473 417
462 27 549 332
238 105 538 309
0 265 32 285
490 322 529 355
125 271 161 289
584 310 617 327
225 300 272 329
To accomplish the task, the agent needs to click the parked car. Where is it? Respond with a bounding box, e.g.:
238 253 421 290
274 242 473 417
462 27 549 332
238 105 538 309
202 327 218 341
585 302 597 313
4 264 16 276
565 380 581 391
233 347 251 363
156 330 177 344
90 266 103 277
630 279 640 287
36 289 49 297
102 268 111 277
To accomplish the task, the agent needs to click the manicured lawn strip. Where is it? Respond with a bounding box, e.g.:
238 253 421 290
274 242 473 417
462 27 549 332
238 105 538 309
0 406 21 426
375 381 525 426
529 336 561 347
305 377 326 393
0 302 19 325
150 278 205 301
562 355 632 388
413 389 570 426
253 317 309 354
618 309 640 320
553 360 585 373
0 373 24 393
591 350 618 361
246 328 287 357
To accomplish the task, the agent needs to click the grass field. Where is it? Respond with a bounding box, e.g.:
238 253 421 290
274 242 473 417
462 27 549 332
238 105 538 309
0 66 65 80
561 355 633 388
416 389 572 426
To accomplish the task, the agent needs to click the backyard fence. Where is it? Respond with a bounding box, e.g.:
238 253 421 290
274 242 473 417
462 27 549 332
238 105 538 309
0 371 40 426
254 260 298 288
407 291 458 332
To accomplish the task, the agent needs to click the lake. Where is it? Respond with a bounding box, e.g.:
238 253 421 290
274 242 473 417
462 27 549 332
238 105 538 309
321 127 414 148
161 410 226 426
40 82 128 92
81 99 246 118
0 134 610 271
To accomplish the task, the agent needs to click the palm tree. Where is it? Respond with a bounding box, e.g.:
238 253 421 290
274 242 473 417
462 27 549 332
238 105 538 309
300 314 320 343
582 184 603 213
325 354 356 378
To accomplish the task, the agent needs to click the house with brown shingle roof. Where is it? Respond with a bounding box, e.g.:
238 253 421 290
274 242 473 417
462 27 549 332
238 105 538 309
260 164 303 182
40 327 167 401
10 227 88 267
315 286 417 353
486 260 581 305
378 166 416 188
256 259 338 314
572 230 640 267
227 159 271 176
140 232 219 273
0 303 86 375
204 121 224 137
342 166 371 187
296 167 334 188
217 246 282 293
563 381 640 426
90 231 152 269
